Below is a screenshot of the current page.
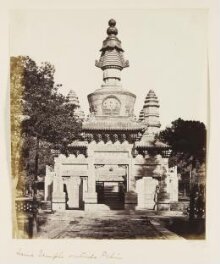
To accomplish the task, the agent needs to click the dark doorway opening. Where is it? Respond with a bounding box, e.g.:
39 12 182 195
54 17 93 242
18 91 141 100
96 181 126 210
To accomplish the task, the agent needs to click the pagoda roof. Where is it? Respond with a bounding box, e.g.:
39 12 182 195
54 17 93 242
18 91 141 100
95 19 129 71
143 89 159 108
95 49 129 70
66 89 80 106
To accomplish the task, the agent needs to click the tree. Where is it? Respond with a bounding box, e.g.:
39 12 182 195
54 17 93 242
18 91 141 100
157 118 206 166
11 56 82 195
157 118 206 195
11 56 29 237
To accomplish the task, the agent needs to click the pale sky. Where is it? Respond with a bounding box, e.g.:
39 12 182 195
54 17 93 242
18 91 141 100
10 9 208 129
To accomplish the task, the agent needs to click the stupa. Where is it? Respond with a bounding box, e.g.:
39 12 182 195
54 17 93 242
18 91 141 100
45 19 178 211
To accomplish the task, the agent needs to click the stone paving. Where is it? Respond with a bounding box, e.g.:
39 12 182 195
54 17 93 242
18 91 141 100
36 210 184 239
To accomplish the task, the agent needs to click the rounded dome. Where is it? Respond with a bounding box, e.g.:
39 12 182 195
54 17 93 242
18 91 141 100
87 87 136 118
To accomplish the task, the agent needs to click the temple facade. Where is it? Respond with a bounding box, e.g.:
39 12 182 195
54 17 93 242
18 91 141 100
45 19 178 211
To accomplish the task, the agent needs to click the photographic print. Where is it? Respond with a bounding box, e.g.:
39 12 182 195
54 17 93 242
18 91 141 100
10 9 207 240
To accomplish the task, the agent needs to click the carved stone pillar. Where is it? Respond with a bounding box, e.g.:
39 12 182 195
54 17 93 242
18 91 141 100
84 148 97 210
44 165 53 201
124 163 137 209
150 157 171 211
157 178 170 210
66 177 81 208
136 177 158 210
157 158 171 210
52 175 66 211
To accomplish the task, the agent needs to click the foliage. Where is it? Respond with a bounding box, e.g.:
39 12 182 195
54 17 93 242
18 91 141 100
157 118 206 191
10 56 27 181
21 56 81 144
157 118 206 167
11 56 82 192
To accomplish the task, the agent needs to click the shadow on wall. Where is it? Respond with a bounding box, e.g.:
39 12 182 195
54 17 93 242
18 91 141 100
46 182 53 201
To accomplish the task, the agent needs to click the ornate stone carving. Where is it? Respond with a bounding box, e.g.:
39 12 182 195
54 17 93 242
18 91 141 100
112 134 118 143
125 105 130 115
89 134 94 143
96 134 102 143
102 96 121 116
121 134 127 143
104 134 110 143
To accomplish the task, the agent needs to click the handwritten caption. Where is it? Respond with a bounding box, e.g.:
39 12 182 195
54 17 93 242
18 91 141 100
16 248 122 261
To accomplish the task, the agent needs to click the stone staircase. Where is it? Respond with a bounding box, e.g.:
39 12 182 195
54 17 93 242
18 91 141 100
102 186 124 210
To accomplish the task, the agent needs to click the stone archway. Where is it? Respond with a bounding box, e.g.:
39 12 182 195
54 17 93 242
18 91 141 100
95 164 127 210
96 181 126 210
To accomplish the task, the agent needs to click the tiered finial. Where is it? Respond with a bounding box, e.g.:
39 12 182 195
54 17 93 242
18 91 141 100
142 90 161 130
107 19 118 36
143 90 159 108
66 90 85 120
138 108 144 122
95 19 129 84
66 90 80 107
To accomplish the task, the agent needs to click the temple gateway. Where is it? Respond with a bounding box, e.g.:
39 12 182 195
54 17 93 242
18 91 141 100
45 19 178 211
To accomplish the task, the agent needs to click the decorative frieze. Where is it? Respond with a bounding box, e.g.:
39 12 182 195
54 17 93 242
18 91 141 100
134 147 171 158
84 132 142 144
67 147 88 157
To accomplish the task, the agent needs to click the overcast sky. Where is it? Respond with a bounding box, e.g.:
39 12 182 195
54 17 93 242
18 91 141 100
10 9 208 129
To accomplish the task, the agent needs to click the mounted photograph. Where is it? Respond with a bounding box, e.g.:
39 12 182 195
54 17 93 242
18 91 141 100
10 9 207 239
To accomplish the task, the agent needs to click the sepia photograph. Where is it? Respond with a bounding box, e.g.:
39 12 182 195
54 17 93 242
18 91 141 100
9 8 208 240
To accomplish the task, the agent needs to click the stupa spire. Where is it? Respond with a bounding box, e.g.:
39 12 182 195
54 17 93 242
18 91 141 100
95 19 129 85
138 108 144 122
142 90 161 133
66 89 80 107
66 89 85 120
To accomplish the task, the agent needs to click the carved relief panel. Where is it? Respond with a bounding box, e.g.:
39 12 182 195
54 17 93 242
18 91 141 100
102 96 121 116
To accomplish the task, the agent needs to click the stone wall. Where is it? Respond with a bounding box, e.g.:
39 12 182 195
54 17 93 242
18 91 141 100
46 143 178 211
